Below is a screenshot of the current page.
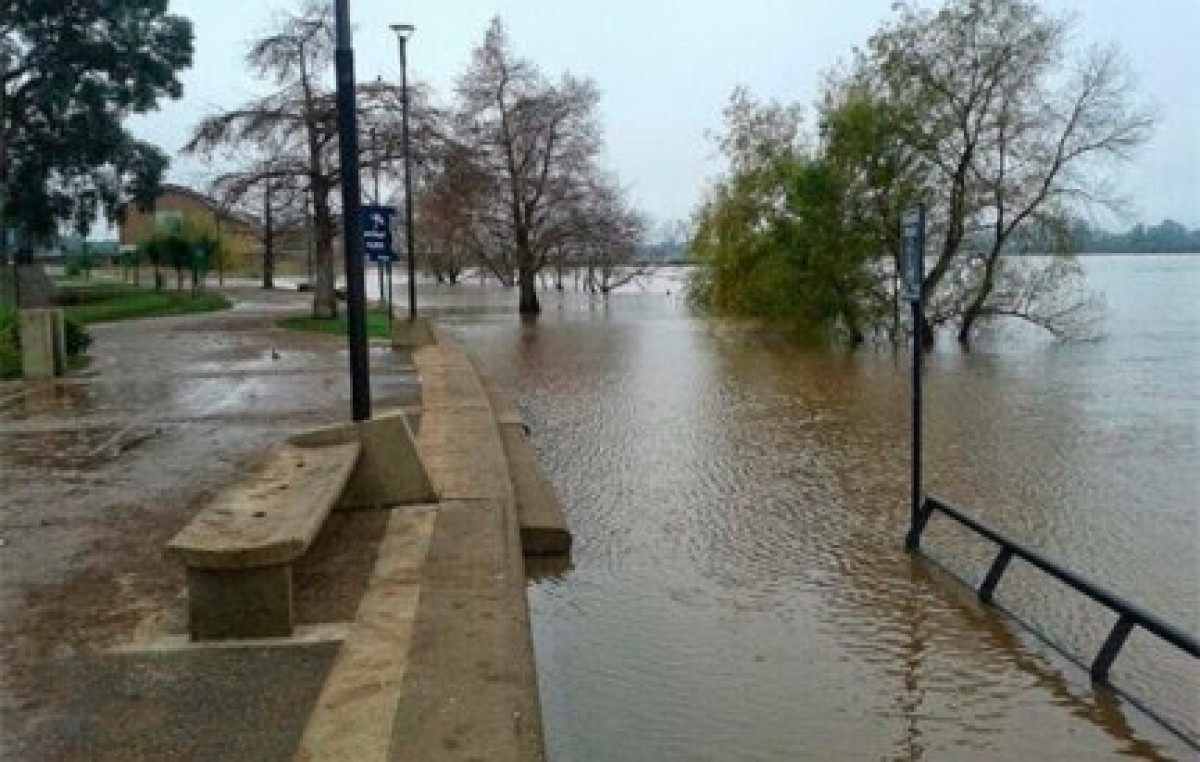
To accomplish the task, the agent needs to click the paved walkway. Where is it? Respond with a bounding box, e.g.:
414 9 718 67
0 288 451 760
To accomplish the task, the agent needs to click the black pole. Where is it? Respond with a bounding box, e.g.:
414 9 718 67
370 128 385 310
370 127 380 203
334 0 371 421
399 32 417 320
903 203 926 550
907 294 923 547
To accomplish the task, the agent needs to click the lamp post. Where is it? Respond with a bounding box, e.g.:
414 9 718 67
334 0 371 421
369 126 385 311
390 23 417 320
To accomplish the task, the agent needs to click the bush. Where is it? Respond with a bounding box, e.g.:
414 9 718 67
0 309 18 378
65 318 91 355
0 308 91 378
65 253 94 279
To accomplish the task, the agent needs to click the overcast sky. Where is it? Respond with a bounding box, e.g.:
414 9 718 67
132 0 1200 232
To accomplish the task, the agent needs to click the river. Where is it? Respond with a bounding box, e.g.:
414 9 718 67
426 255 1198 760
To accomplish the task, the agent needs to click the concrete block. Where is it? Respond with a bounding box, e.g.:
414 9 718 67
289 408 437 509
18 307 66 378
187 565 293 640
390 317 436 350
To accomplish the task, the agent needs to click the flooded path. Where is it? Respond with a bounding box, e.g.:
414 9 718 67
434 256 1198 760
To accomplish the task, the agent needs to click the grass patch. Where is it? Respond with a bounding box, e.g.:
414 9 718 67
278 309 394 339
0 309 19 378
63 287 231 325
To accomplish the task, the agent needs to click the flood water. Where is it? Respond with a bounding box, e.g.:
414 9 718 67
431 255 1198 761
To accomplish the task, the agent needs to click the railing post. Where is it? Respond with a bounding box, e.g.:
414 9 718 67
905 498 934 551
1091 614 1136 684
978 546 1014 603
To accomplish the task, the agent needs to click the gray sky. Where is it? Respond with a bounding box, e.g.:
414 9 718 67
133 0 1200 231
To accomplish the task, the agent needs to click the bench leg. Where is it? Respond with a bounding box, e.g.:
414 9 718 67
187 565 293 640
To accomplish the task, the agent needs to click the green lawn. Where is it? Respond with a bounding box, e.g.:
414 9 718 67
3 282 230 378
277 309 394 339
62 286 230 325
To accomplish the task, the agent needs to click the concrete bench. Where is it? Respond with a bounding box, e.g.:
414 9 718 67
166 442 362 640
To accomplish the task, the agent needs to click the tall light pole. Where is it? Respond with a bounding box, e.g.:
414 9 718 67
369 125 385 310
390 23 417 320
335 0 371 421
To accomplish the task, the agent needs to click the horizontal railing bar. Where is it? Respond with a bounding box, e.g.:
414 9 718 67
924 496 1200 661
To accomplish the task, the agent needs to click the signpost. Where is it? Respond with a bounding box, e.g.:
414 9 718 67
902 203 926 550
361 204 395 316
901 205 925 303
361 204 395 263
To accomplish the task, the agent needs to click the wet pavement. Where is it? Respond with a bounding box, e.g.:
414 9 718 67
0 287 419 761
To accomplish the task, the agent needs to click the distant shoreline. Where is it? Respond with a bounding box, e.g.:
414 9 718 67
1005 251 1200 256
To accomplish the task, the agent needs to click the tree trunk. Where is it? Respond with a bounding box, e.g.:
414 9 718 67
262 180 275 290
957 247 1003 350
311 180 337 319
518 265 540 314
921 314 935 351
957 310 978 350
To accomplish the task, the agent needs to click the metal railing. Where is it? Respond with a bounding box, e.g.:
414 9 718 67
909 495 1200 684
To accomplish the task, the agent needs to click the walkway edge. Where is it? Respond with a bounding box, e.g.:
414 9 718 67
292 506 438 762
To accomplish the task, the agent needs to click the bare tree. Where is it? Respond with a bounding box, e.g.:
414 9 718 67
453 18 612 314
209 157 310 290
569 179 649 294
185 5 340 316
416 144 486 285
184 5 436 318
843 0 1154 347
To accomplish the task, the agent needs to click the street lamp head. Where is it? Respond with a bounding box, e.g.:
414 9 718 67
390 23 415 39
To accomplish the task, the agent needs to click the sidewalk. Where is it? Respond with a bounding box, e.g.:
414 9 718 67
0 288 427 760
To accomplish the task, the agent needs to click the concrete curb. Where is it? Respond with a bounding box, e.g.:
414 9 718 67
293 332 548 760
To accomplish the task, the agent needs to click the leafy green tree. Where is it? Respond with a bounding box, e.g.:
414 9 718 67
691 91 881 345
832 0 1152 346
697 0 1153 348
136 215 230 294
0 0 193 244
818 92 926 343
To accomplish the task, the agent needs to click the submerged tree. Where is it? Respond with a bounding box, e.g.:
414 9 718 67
691 90 881 345
1 0 193 244
451 18 631 314
838 0 1153 347
693 0 1153 349
416 144 486 285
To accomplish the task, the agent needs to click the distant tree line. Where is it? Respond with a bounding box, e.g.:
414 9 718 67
1038 219 1200 254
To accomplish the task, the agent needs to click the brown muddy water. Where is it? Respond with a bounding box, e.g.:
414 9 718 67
431 255 1198 761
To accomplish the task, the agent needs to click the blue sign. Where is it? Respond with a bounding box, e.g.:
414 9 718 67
361 204 396 263
901 204 925 303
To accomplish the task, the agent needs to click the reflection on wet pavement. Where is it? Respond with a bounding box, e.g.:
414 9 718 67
0 288 422 762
